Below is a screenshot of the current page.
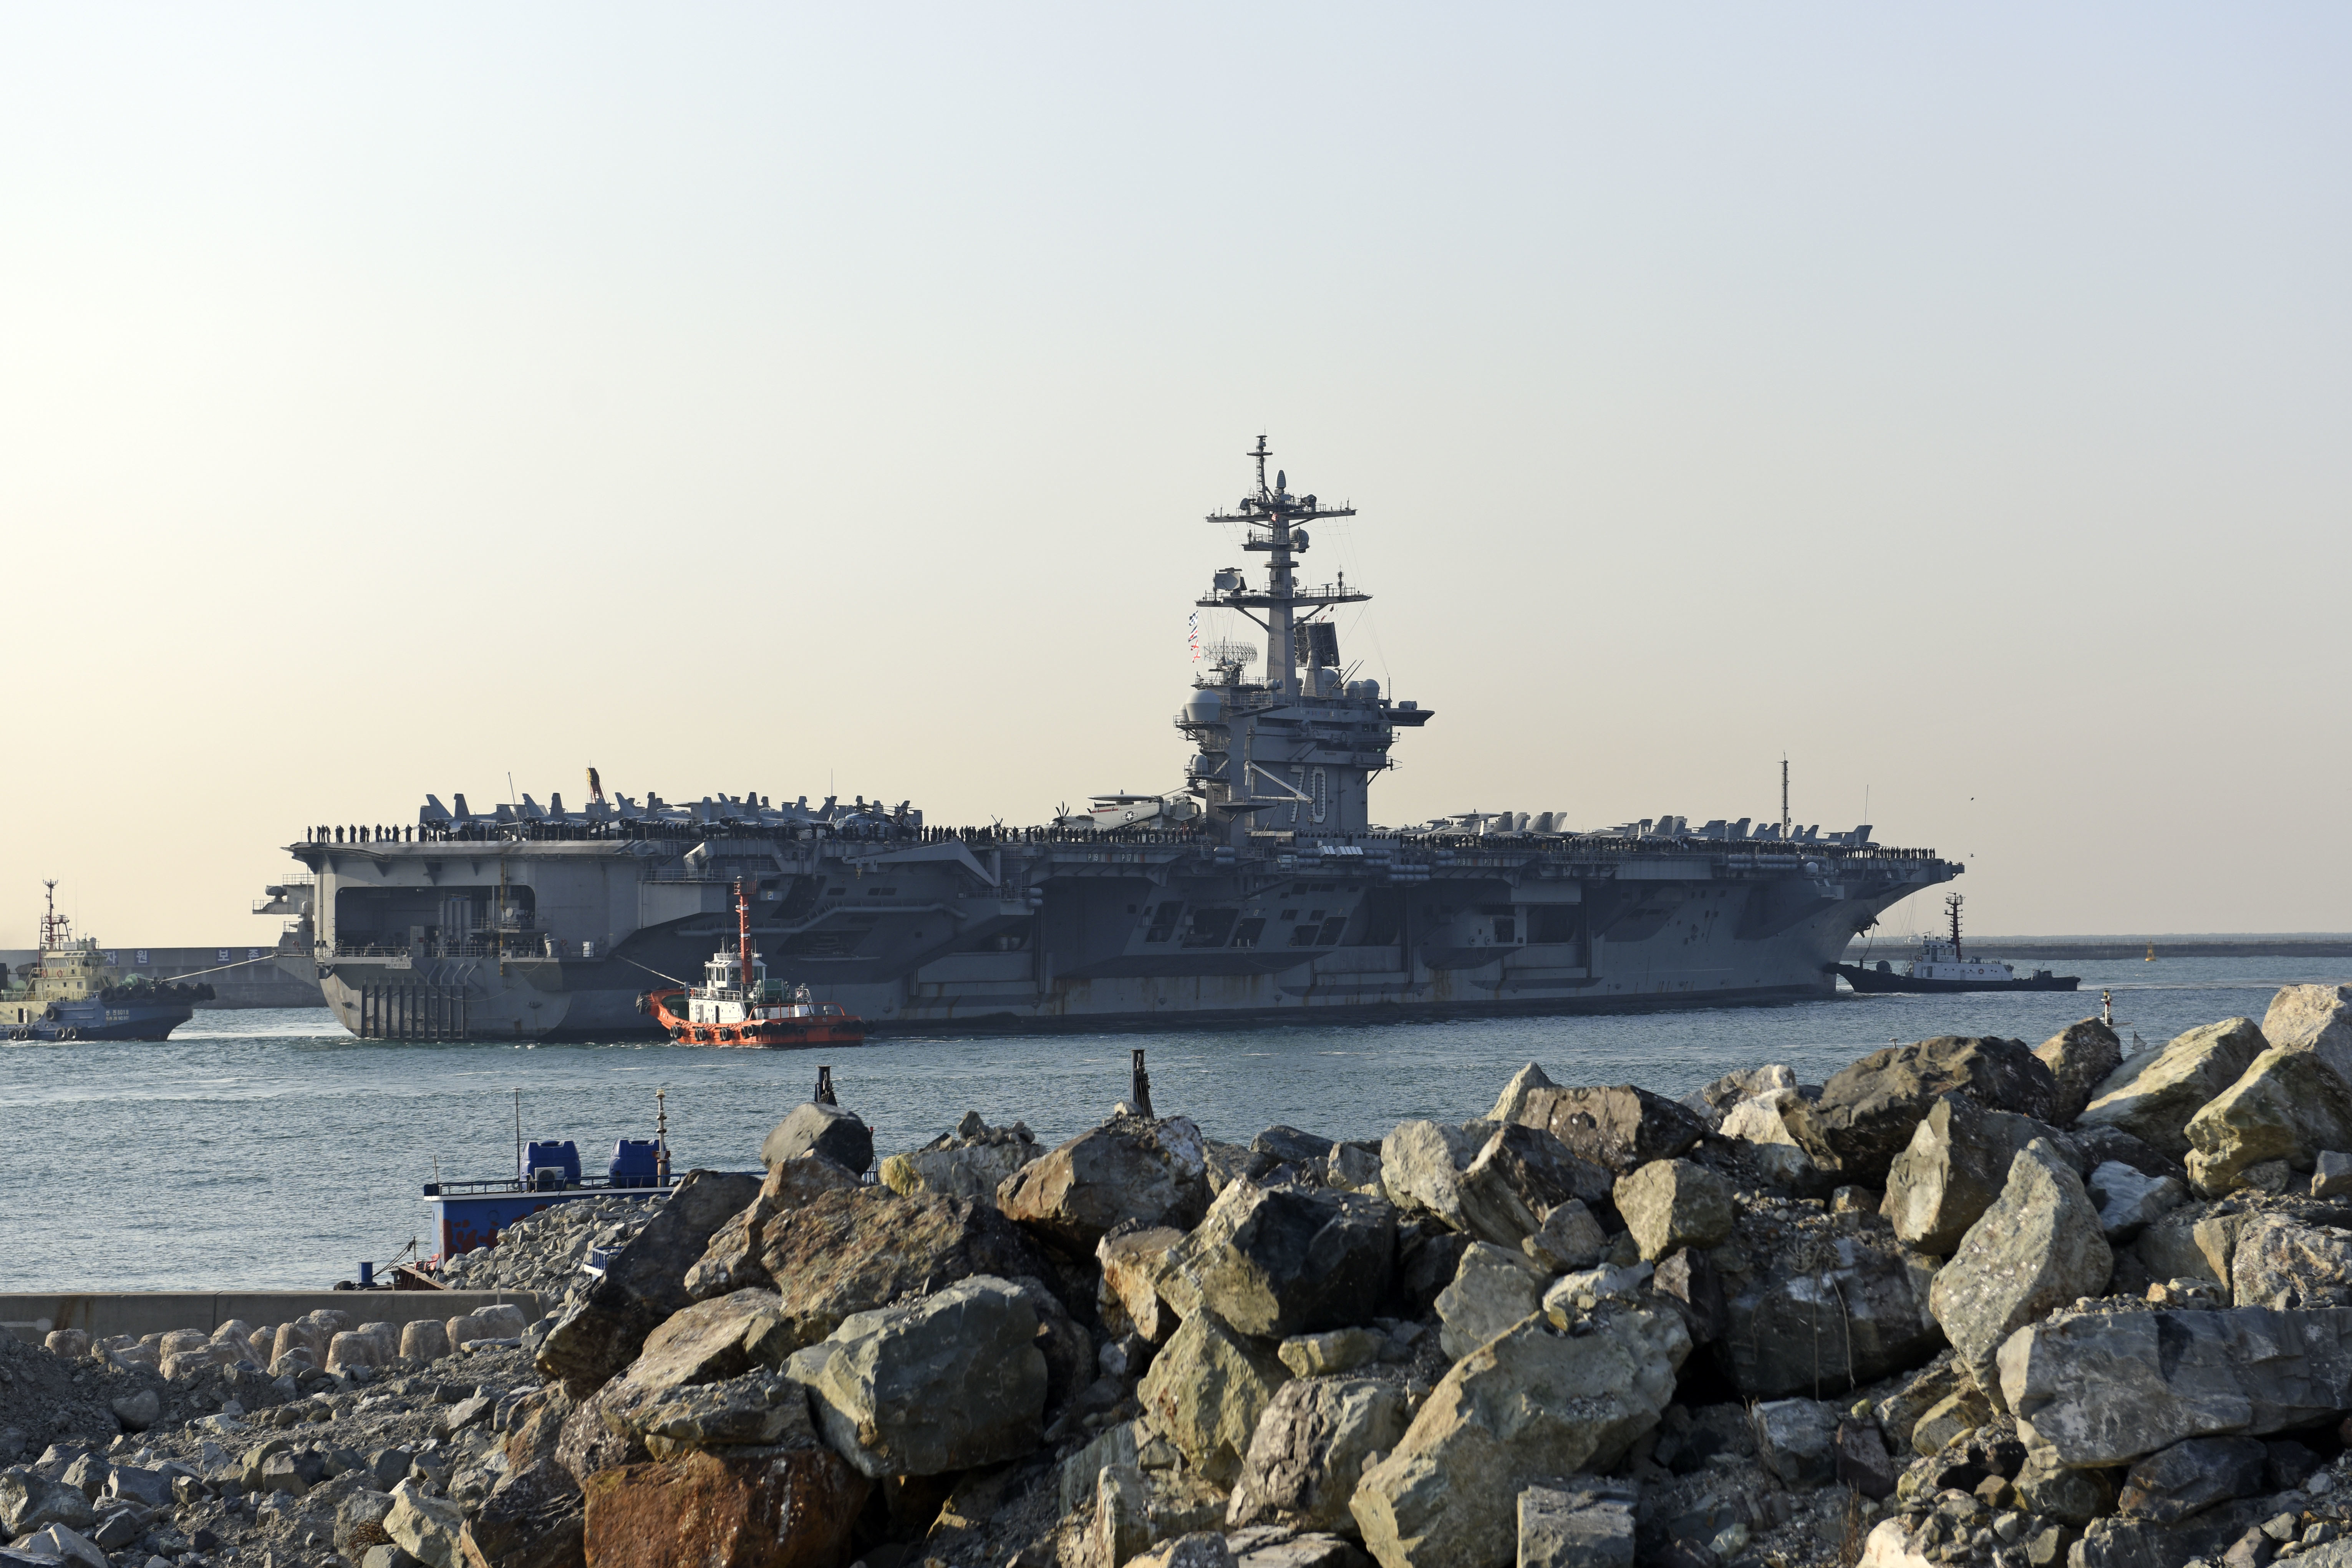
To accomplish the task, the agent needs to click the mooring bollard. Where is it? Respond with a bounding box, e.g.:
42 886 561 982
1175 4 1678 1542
1130 1048 1154 1119
815 1065 837 1107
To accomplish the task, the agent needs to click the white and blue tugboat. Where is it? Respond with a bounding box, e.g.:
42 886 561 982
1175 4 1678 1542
1833 894 2079 995
1 882 212 1041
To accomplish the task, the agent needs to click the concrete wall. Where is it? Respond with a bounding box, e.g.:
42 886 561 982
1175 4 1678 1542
0 946 326 1010
0 1289 540 1344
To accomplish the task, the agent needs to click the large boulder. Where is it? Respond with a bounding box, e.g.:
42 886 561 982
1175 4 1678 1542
1099 1222 1187 1343
2228 1214 2352 1309
386 1478 467 1568
789 1275 1049 1478
1752 1398 1841 1487
1377 1119 1497 1231
1455 1124 1613 1248
2263 985 2352 1078
1720 1091 1807 1147
625 1370 812 1459
684 1153 863 1300
880 1117 1042 1204
1137 1310 1293 1486
1157 1180 1397 1339
1516 1478 1638 1568
1226 1376 1409 1538
1680 1064 1799 1131
1714 1223 1943 1398
1349 1303 1689 1568
535 1169 764 1396
2185 1047 2352 1195
1882 1096 2077 1255
1928 1139 2112 1399
2079 1020 2269 1160
1494 1084 1707 1176
1783 1036 2057 1180
2037 1018 2125 1125
1613 1159 1734 1261
580 1447 868 1568
1999 1301 2352 1467
998 1115 1210 1254
1435 1243 1549 1361
754 1186 1056 1356
598 1287 790 1439
2116 1435 2269 1524
0 1471 95 1536
2085 1161 2188 1242
760 1102 874 1175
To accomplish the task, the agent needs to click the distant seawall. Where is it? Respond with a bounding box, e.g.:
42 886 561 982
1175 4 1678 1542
1842 935 2352 961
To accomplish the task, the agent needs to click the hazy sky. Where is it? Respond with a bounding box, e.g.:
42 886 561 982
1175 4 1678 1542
3 5 2346 945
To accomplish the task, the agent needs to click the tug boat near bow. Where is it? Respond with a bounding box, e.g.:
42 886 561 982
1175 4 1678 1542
1832 893 2079 995
643 882 866 1048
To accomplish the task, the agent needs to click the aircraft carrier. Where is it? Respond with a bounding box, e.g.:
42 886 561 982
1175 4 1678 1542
267 440 1959 1040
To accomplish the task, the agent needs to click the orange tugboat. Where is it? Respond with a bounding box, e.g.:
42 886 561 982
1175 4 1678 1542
643 881 865 1048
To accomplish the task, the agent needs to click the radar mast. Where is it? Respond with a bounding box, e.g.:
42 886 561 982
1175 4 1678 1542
1202 436 1368 696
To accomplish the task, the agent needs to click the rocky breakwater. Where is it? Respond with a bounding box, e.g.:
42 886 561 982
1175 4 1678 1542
18 985 2352 1568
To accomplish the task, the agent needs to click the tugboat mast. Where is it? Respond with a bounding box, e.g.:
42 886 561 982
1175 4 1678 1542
1946 892 1965 961
1204 436 1368 697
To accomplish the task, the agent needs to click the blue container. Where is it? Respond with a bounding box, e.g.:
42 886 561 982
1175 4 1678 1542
609 1139 663 1187
521 1140 581 1187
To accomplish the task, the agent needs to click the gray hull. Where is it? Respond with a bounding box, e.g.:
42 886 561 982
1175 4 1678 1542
288 834 1950 1040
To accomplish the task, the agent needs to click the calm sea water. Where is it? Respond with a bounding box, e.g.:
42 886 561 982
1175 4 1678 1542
3 956 2342 1291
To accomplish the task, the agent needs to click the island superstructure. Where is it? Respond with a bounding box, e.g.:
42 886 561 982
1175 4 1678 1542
269 440 1959 1039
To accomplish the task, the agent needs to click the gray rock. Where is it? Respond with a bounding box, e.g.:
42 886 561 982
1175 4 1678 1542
759 1101 874 1175
999 1115 1211 1253
101 1466 171 1509
791 1274 1047 1478
2118 1436 2269 1524
2082 1019 2270 1161
0 1470 96 1535
2038 1018 2125 1125
2317 1151 2352 1198
1455 1123 1613 1249
1435 1241 1549 1360
1882 1094 2078 1255
533 1167 763 1396
1753 1399 1841 1487
2014 1445 2114 1526
1137 1309 1293 1486
628 1370 813 1459
2001 1302 2352 1467
2087 1162 2189 1241
2185 1048 2352 1196
1613 1159 1734 1261
2228 1215 2352 1309
879 1136 1039 1204
1836 1418 1898 1498
1495 1084 1708 1175
1377 1119 1498 1230
1350 1303 1689 1568
1517 1476 1639 1568
107 1389 159 1432
2067 1498 2272 1568
1131 1535 1240 1568
1226 1376 1408 1538
1253 1124 1339 1171
10 1524 106 1568
1522 1200 1607 1271
1489 1061 1561 1122
1715 1229 1943 1398
386 1478 466 1568
1682 1065 1800 1131
1929 1138 2112 1398
1327 1142 1383 1193
399 1319 450 1361
1784 1035 2059 1181
1157 1179 1397 1339
336 1490 399 1558
1233 1533 1372 1568
1276 1329 1385 1378
1099 1223 1188 1343
2261 986 2352 1080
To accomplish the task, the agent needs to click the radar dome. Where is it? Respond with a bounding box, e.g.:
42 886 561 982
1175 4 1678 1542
1184 689 1224 724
